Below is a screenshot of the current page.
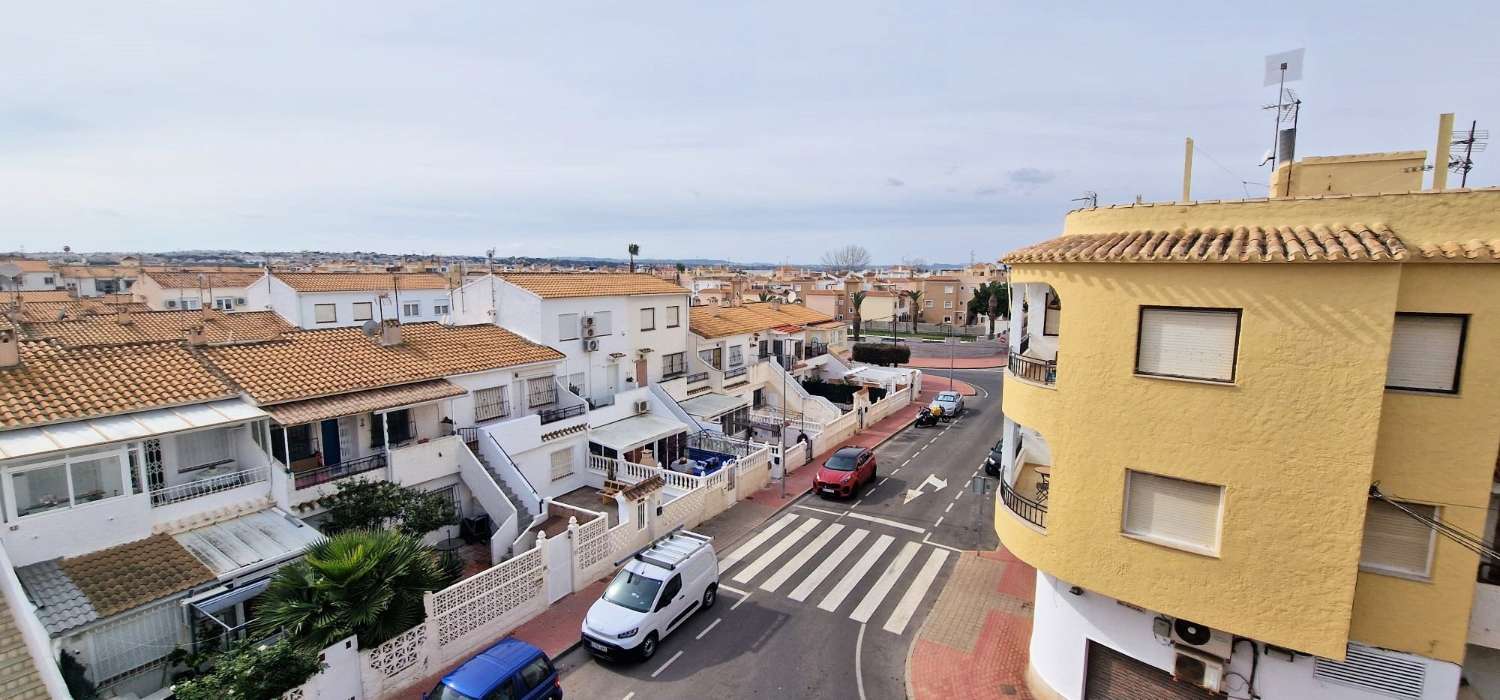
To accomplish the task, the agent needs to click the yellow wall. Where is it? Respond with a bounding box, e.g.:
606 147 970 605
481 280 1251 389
1270 151 1427 197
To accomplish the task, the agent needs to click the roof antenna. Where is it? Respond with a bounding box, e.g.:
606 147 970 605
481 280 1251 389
1071 191 1098 208
1262 49 1306 178
1450 120 1488 188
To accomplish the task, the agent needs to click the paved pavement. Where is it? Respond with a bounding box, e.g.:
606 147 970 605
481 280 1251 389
908 547 1037 700
905 356 1007 369
557 369 1005 700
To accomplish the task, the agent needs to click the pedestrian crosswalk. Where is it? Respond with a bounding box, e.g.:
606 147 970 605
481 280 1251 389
718 512 951 635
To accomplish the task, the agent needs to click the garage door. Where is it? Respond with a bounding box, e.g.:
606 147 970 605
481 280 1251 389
1084 641 1216 700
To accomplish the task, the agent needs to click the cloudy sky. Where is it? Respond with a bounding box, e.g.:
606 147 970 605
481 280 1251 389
2 2 1496 264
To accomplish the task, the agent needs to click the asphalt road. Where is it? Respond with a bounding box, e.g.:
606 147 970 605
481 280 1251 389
558 369 1004 700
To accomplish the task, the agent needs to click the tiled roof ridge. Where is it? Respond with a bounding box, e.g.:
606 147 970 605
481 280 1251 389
1063 186 1500 215
1001 223 1445 264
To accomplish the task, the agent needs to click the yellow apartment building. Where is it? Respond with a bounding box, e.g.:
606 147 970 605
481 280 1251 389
998 121 1500 699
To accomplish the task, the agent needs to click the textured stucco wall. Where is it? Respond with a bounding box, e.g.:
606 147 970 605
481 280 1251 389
999 262 1400 660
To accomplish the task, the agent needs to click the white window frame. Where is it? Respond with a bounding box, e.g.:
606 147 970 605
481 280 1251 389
1121 469 1224 556
558 313 580 341
944 300 953 309
1359 498 1438 580
213 297 234 310
5 448 131 520
401 301 421 318
641 307 656 331
181 297 202 311
550 448 574 481
434 302 450 316
944 285 955 294
729 345 744 367
1385 312 1466 394
313 303 337 324
666 305 680 328
352 302 373 322
1135 306 1242 383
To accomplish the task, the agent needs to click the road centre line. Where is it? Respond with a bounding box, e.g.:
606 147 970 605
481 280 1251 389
933 516 944 528
622 693 635 700
945 502 954 514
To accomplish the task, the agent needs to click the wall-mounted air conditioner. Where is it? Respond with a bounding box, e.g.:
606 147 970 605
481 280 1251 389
1172 649 1224 693
634 400 650 414
582 316 597 338
1169 618 1233 660
584 339 601 352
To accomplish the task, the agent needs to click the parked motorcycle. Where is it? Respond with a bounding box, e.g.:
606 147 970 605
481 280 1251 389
913 406 943 428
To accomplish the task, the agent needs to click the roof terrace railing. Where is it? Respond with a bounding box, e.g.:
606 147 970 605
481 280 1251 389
1008 353 1057 386
151 466 269 507
292 453 387 490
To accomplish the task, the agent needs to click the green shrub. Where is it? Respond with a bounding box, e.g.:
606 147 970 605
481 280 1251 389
851 343 911 366
315 479 457 537
171 639 322 700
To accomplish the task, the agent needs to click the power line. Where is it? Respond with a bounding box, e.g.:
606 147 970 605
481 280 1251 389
1371 483 1500 560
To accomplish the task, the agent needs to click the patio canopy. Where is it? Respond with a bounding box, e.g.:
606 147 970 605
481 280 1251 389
589 413 689 453
262 379 465 426
679 392 750 422
173 508 324 578
0 399 267 461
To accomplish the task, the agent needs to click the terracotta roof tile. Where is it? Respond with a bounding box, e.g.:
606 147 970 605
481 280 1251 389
1003 224 1412 264
12 291 74 302
12 299 151 323
199 322 563 405
1412 239 1500 262
272 272 449 292
263 379 467 425
499 273 689 299
21 310 293 347
145 270 265 289
690 302 838 339
0 259 52 273
0 341 236 429
57 534 216 617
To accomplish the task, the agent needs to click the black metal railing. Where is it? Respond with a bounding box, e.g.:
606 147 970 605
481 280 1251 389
805 342 828 358
294 453 387 490
687 371 709 385
538 403 586 425
1008 353 1057 386
723 366 748 382
1000 478 1048 529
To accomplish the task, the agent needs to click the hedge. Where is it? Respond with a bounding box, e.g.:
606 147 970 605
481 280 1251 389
851 342 910 366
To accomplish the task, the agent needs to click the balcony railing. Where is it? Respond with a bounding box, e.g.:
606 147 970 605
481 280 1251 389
999 478 1047 530
1008 353 1057 386
294 453 388 490
687 371 710 385
723 366 748 382
805 342 828 358
538 403 587 425
151 466 269 507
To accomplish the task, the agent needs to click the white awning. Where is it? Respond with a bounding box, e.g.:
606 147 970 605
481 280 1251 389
174 509 323 578
679 392 750 421
0 399 268 461
843 365 914 387
589 414 689 453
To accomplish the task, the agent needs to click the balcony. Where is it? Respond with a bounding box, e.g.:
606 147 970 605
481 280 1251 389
999 477 1047 530
722 365 749 385
539 404 587 425
1008 353 1057 386
687 371 710 386
291 453 387 490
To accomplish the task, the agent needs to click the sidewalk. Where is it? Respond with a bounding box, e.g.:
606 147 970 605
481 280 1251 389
907 546 1038 700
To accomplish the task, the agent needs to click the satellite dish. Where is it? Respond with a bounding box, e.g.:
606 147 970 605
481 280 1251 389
361 320 380 336
0 263 21 278
1259 148 1275 166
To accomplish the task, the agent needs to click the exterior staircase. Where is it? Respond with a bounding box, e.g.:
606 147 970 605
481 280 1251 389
0 599 48 700
475 449 535 519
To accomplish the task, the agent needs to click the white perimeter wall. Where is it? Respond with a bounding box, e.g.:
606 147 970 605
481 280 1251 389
1030 571 1460 700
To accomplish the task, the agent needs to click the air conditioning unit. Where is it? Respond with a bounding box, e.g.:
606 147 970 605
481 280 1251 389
634 400 650 414
1172 649 1224 693
1169 618 1233 660
166 300 178 309
583 339 601 352
582 316 597 338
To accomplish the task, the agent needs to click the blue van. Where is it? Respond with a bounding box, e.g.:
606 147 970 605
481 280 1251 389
425 638 563 700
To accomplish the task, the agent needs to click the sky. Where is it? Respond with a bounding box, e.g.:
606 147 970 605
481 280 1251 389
2 2 1497 265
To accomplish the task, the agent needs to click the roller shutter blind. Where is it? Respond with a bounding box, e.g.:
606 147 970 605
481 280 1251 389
1360 499 1436 578
1136 307 1240 382
1386 314 1465 393
1123 471 1222 553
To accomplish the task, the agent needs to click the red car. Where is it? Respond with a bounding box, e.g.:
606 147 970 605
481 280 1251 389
815 447 877 498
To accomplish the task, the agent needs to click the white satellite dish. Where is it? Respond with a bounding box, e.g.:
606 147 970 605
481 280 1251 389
1264 48 1306 87
0 263 22 279
361 320 380 336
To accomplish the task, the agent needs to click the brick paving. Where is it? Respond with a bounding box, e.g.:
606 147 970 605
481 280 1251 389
908 546 1038 700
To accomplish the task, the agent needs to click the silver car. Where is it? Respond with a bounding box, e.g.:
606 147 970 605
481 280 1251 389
929 390 965 418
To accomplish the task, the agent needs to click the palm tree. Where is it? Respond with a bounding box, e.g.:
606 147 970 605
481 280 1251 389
252 529 458 650
628 243 640 273
904 290 923 335
674 262 685 284
986 286 1001 338
851 290 867 341
758 291 773 302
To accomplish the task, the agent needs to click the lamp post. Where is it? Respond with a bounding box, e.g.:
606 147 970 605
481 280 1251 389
948 322 956 390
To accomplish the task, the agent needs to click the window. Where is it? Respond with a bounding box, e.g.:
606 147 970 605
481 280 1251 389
473 386 510 422
42 276 53 285
434 302 450 316
1122 470 1223 554
659 574 682 609
352 302 373 321
592 310 613 335
1386 313 1466 394
1360 499 1436 578
637 501 647 530
925 300 934 308
314 303 337 323
13 463 70 517
729 345 744 367
662 352 686 378
517 656 555 693
1135 307 1241 383
69 455 125 505
402 302 420 317
213 297 234 310
943 300 953 309
558 313 579 340
271 424 314 464
182 297 202 310
641 307 656 331
177 428 233 471
528 377 558 407
11 451 127 518
944 285 955 294
666 305 680 328
550 448 574 481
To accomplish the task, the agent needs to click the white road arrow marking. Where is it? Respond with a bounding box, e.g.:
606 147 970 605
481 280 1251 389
902 474 948 505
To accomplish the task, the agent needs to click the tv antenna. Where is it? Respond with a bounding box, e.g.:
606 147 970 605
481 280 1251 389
1450 120 1487 188
1071 191 1098 208
1262 49 1306 167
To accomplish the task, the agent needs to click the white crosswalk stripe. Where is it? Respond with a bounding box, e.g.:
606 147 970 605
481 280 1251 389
881 548 950 634
817 534 894 612
848 541 921 623
719 513 798 571
760 523 845 593
732 517 819 584
787 529 868 602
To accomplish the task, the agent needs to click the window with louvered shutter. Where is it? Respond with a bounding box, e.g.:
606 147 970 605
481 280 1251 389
473 386 509 422
1135 307 1240 382
1360 499 1436 578
1386 313 1466 393
550 448 574 481
1123 470 1223 554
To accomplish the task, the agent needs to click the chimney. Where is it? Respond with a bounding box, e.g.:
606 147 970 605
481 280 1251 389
0 328 18 368
184 324 207 346
770 298 782 311
115 307 134 326
379 319 403 347
1433 113 1455 191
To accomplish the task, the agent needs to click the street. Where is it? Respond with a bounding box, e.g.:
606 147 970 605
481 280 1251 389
559 368 1004 700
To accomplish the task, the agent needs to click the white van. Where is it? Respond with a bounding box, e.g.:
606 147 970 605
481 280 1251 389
580 530 719 661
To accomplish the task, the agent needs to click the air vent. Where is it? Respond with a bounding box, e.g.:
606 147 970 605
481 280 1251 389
1313 644 1425 699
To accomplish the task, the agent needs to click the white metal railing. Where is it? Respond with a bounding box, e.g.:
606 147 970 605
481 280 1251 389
149 466 268 507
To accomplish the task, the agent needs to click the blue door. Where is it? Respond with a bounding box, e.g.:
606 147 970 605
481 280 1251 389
320 419 342 466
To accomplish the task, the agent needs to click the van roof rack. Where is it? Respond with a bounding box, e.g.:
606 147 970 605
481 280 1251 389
614 527 712 569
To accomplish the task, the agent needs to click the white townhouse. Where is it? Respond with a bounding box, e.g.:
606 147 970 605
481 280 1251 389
245 271 454 329
0 259 59 291
450 273 692 409
133 269 267 311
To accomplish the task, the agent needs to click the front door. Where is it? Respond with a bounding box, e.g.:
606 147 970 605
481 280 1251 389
635 358 649 388
320 419 342 465
606 364 620 401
